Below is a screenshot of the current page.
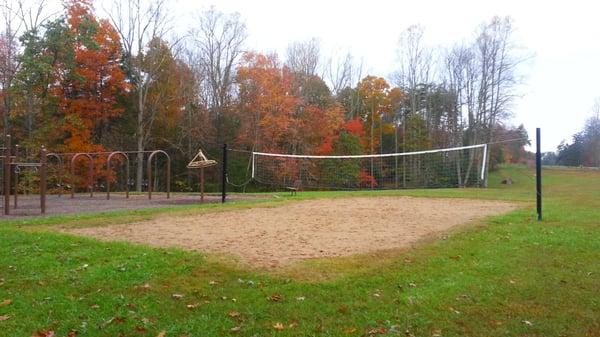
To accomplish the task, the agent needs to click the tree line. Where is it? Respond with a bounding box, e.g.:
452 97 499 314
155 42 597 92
543 101 600 167
0 0 529 192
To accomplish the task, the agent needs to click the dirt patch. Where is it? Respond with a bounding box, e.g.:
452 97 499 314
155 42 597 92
62 197 517 268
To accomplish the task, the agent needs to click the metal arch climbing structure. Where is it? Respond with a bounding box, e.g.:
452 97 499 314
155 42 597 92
106 151 130 200
147 150 170 200
70 153 94 198
46 153 64 197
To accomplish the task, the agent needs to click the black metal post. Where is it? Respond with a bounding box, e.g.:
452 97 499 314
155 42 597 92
536 128 542 221
40 147 47 214
14 144 18 209
4 135 11 215
221 143 228 203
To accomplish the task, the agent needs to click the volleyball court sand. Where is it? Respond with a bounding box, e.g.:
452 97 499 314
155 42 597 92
62 197 517 268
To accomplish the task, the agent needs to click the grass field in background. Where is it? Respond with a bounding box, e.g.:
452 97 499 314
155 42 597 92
0 165 598 336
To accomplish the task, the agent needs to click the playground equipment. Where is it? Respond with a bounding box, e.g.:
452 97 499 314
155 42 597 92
187 148 217 203
51 150 171 200
1 135 47 215
1 136 222 215
106 151 129 199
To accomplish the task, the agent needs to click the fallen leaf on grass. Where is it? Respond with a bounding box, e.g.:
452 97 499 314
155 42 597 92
135 283 151 290
366 327 387 335
186 303 200 309
522 320 533 326
295 296 305 301
31 331 55 337
135 326 148 333
157 331 166 337
0 315 10 321
171 294 184 300
101 317 125 328
227 311 240 318
344 327 357 334
269 294 283 302
67 331 77 337
448 307 461 314
337 305 349 314
230 326 241 333
0 299 11 307
273 322 284 331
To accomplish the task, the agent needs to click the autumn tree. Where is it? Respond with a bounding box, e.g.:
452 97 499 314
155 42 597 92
140 38 184 150
189 7 247 148
394 24 433 118
13 14 74 153
325 52 362 96
1 0 51 139
357 76 394 185
55 0 128 153
106 0 171 191
0 0 19 136
285 38 320 77
237 52 298 153
316 118 369 188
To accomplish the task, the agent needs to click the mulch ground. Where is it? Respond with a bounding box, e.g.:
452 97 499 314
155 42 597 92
0 193 260 218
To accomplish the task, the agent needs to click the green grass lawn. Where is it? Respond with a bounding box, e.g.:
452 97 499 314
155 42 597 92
1 165 598 336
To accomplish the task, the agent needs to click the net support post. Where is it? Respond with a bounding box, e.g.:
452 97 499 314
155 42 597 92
480 143 488 183
536 128 542 221
221 143 228 203
251 152 255 179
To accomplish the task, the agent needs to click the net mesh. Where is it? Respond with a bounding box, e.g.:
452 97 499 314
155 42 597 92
251 144 487 190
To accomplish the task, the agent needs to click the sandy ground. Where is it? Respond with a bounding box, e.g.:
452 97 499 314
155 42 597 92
63 197 517 268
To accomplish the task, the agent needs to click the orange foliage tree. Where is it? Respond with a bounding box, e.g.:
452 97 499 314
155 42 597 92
51 0 128 188
237 52 299 153
53 0 128 154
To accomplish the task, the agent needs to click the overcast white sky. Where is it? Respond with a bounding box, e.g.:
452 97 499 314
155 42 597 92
163 0 599 152
39 0 598 151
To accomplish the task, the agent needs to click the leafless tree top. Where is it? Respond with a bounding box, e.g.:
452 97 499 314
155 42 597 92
286 38 321 76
